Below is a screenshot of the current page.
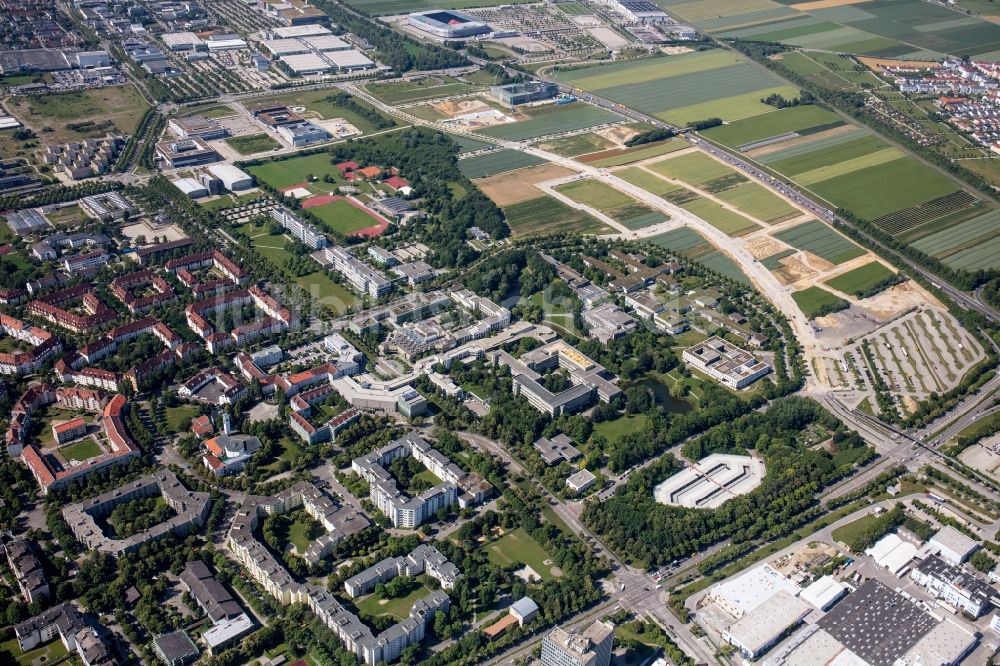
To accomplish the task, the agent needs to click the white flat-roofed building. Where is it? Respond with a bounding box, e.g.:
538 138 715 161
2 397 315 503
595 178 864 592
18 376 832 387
281 52 333 74
799 575 847 611
263 39 311 57
268 24 333 39
722 591 811 659
653 453 765 510
911 554 992 618
276 120 330 146
930 526 979 565
206 38 247 51
865 533 917 576
709 564 800 619
162 31 205 50
207 164 253 191
566 469 596 496
683 336 770 389
896 617 977 666
172 177 208 199
301 34 351 51
325 49 375 71
202 612 254 654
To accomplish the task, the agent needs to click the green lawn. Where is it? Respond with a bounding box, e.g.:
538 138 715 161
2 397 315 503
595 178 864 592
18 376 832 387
248 153 342 190
262 437 304 473
60 439 102 462
8 84 148 141
250 89 396 134
164 405 198 431
593 413 650 444
824 261 896 296
792 286 848 319
288 511 323 552
488 527 558 581
225 133 281 155
307 199 383 235
555 179 635 210
366 77 479 104
830 512 884 547
355 582 434 621
0 637 69 666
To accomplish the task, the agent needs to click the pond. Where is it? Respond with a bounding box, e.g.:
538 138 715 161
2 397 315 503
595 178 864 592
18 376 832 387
632 376 693 414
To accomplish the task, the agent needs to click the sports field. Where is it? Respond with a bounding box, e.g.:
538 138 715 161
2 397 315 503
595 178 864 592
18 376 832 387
458 149 546 178
824 261 896 296
504 195 613 238
774 219 865 265
478 103 621 141
792 286 848 319
550 50 799 124
305 199 384 236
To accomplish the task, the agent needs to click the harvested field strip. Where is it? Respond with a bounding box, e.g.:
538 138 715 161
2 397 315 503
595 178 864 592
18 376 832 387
768 136 889 176
459 150 546 178
774 219 864 265
584 139 688 167
754 127 868 164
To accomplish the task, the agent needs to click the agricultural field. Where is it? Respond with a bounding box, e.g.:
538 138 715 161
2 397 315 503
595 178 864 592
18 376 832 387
683 198 759 236
715 182 799 224
539 132 615 158
365 76 480 104
477 103 621 141
8 84 148 142
824 261 896 297
774 219 865 265
778 51 884 91
554 179 667 230
792 286 846 319
225 133 281 155
458 149 546 178
705 105 967 222
341 0 534 14
550 49 800 125
503 195 613 238
580 138 689 167
474 163 576 205
250 89 396 134
641 228 750 283
661 0 1000 57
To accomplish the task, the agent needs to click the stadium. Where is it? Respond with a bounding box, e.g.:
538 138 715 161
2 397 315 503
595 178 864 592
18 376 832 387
407 10 491 39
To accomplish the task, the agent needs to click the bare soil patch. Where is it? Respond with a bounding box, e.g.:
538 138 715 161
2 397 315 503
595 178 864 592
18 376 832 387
746 237 789 259
474 163 577 206
790 0 870 9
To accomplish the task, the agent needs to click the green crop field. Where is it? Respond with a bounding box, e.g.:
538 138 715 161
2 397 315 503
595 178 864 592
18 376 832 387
248 153 340 190
647 152 739 187
766 135 887 176
225 133 281 155
911 208 1000 270
550 50 797 124
775 219 864 265
60 439 102 462
555 179 667 229
555 1 591 14
824 261 896 296
504 195 613 238
541 132 614 157
644 227 711 255
792 286 848 319
684 198 759 236
308 199 382 235
700 105 842 149
617 167 681 197
366 77 479 104
715 182 799 224
478 103 621 141
459 149 546 178
488 527 558 580
698 251 751 285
